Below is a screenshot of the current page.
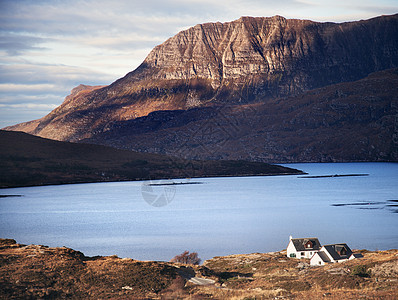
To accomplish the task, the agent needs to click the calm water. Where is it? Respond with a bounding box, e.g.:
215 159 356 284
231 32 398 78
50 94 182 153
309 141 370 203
0 163 397 261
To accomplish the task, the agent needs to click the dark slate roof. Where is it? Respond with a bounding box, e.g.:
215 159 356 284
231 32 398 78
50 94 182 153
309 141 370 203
322 244 353 261
316 251 331 263
291 238 321 251
351 253 364 259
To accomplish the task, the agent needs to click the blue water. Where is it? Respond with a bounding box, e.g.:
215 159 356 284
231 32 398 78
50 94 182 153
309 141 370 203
0 162 397 261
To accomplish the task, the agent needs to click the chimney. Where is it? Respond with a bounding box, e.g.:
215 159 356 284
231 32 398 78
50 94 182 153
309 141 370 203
289 235 293 241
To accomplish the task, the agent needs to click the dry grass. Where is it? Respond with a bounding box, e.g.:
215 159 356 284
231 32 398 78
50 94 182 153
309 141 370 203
1 239 397 299
199 249 398 299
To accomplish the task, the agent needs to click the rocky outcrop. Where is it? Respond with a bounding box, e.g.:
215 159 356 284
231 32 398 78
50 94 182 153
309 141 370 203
5 14 398 144
0 239 179 299
143 14 398 94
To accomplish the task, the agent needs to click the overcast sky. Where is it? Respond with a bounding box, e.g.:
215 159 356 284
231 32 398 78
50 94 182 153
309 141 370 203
1 0 397 128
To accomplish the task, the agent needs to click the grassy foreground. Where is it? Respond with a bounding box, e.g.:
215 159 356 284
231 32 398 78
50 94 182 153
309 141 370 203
0 239 397 299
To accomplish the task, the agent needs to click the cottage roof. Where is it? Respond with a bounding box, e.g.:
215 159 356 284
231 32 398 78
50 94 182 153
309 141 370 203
291 238 321 251
316 251 331 263
322 244 353 260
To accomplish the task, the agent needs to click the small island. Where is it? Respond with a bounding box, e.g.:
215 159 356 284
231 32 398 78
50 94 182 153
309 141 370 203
299 174 369 179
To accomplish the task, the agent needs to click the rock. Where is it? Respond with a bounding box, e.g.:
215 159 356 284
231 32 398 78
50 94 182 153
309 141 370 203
297 262 310 269
371 261 398 277
327 267 348 275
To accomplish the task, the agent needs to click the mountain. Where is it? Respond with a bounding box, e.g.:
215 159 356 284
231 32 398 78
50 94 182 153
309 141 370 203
0 130 302 188
6 14 398 143
4 14 398 163
81 68 398 162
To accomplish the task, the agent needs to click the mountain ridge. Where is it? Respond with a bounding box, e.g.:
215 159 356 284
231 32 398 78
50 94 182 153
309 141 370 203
82 68 398 163
4 14 398 162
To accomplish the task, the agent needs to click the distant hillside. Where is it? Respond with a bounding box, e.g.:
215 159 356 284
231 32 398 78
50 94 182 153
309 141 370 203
0 130 302 188
82 68 398 163
5 14 398 146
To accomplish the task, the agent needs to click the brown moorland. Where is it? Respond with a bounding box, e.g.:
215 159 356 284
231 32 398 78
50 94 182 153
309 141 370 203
0 239 397 299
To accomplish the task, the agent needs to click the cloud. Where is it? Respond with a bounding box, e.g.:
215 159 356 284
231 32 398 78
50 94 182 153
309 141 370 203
74 35 162 51
352 3 398 16
0 103 58 110
0 1 304 41
0 62 113 128
284 0 398 21
0 63 113 88
0 94 61 105
1 1 199 37
0 34 49 56
0 83 57 94
0 107 53 129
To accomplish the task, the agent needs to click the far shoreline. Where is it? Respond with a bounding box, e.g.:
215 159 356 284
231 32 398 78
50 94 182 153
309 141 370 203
0 171 305 190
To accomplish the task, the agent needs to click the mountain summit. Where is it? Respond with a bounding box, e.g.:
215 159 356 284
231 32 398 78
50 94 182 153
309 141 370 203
5 14 398 162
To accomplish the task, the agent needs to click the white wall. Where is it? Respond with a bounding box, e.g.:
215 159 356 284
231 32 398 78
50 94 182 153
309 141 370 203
310 253 325 266
303 250 316 259
287 240 317 259
286 240 297 258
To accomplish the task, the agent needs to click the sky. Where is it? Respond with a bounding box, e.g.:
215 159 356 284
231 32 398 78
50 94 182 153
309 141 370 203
1 0 397 128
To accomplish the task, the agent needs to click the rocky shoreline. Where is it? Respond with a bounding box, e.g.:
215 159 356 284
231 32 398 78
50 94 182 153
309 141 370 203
0 239 397 299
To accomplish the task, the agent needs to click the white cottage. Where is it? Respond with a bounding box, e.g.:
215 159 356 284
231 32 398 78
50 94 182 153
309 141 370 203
286 236 322 259
310 243 363 266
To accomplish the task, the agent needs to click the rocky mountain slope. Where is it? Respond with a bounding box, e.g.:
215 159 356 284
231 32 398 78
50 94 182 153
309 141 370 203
1 239 397 299
5 14 398 148
83 68 398 162
0 130 302 188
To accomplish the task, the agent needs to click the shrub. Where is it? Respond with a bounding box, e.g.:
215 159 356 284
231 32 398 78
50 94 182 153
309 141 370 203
170 251 201 265
351 265 371 277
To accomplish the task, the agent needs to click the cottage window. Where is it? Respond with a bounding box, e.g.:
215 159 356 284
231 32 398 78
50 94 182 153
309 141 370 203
290 253 296 258
301 252 304 256
319 261 321 265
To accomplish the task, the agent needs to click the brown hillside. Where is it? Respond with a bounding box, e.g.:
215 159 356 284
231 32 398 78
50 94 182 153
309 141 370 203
84 68 398 163
0 239 397 299
0 130 302 188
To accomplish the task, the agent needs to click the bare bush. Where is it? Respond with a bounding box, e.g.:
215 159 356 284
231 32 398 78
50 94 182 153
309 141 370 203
171 251 201 265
